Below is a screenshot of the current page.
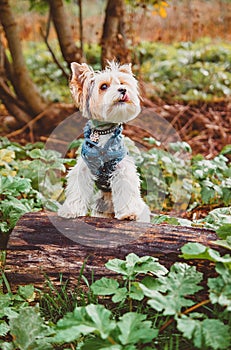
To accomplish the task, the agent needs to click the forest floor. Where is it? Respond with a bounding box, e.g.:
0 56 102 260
1 99 230 159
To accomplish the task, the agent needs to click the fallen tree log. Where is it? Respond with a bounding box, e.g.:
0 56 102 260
5 211 220 289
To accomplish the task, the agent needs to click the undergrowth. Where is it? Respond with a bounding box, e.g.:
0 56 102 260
0 137 230 236
0 229 231 349
21 38 231 104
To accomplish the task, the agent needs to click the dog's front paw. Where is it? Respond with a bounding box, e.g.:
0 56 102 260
115 203 150 223
117 213 137 221
57 202 87 218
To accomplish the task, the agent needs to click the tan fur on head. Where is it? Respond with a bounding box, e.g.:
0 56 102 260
70 63 95 110
69 61 141 123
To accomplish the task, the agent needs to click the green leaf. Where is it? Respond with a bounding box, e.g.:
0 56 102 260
208 263 231 311
80 338 121 350
91 277 119 296
0 342 14 350
177 316 230 350
18 285 35 302
86 304 115 339
216 223 231 239
213 237 231 251
129 282 144 301
0 321 10 337
55 304 116 342
0 176 32 196
117 313 158 345
141 263 203 315
181 242 231 263
105 258 128 276
105 254 167 280
112 287 128 303
201 186 215 203
202 319 231 349
220 144 231 155
9 306 53 350
202 207 231 230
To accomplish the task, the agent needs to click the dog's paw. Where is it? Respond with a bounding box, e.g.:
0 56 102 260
57 203 87 218
117 213 137 221
115 204 150 223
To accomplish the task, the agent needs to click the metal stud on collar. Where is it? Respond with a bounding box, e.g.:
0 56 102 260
89 124 121 142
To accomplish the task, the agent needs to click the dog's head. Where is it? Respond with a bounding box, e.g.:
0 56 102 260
69 61 141 123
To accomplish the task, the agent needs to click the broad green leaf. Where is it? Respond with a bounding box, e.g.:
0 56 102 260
216 223 231 239
117 312 157 345
129 283 144 301
91 277 119 295
213 236 231 251
9 306 53 350
18 285 35 302
208 263 231 311
202 319 230 350
181 242 231 263
141 263 202 315
86 304 116 339
105 254 167 279
112 287 128 303
133 255 168 277
105 258 128 276
55 304 116 342
177 316 230 350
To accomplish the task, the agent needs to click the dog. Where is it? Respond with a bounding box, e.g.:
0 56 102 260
58 61 150 222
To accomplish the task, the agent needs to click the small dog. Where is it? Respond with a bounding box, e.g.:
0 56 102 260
58 61 150 222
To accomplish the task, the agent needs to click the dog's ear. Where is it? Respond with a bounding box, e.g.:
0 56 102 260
118 63 133 75
69 63 94 109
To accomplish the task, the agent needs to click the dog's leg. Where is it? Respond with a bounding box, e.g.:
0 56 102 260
91 191 114 218
58 158 95 218
111 156 150 222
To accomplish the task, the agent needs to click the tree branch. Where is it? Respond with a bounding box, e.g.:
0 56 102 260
40 9 69 80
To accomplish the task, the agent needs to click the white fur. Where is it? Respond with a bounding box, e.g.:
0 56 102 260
58 62 151 223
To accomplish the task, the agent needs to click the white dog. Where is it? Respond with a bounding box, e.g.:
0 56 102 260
58 61 150 222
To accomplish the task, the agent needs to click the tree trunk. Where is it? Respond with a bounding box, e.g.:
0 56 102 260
5 211 220 290
48 0 83 66
0 77 31 125
101 0 130 67
0 0 47 117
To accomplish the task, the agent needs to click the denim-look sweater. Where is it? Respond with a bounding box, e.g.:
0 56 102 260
81 122 127 192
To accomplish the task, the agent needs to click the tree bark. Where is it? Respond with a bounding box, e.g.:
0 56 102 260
0 77 31 125
101 0 130 67
0 0 47 116
5 211 220 290
48 0 83 66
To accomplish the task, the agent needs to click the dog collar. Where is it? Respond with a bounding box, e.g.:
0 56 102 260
90 123 122 142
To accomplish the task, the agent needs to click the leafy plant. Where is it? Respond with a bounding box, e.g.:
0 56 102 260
138 38 231 102
1 234 231 350
137 138 231 213
0 137 70 234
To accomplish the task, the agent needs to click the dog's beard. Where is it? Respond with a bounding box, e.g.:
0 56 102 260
85 87 141 123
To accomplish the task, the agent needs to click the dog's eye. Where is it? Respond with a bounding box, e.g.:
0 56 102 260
100 83 108 90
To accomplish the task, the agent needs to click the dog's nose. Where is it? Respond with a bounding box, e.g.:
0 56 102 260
118 88 126 95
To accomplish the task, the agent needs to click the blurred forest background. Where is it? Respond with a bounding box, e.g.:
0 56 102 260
0 0 230 157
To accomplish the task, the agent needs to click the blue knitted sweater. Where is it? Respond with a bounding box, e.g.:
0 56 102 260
81 122 127 191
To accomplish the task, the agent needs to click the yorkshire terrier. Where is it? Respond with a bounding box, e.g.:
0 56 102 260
58 61 150 222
